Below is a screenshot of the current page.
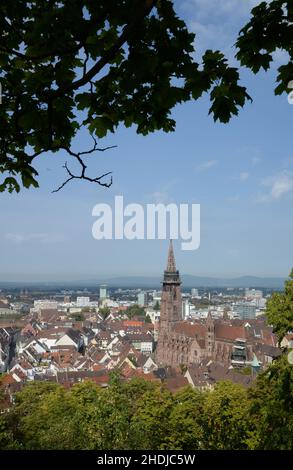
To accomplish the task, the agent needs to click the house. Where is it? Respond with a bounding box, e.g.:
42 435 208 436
0 341 9 373
0 301 17 316
280 334 293 349
259 344 282 365
94 330 112 349
17 337 48 355
20 322 39 337
34 369 110 388
10 359 35 381
37 328 68 350
142 356 158 374
80 327 95 346
54 329 84 351
0 327 19 372
184 361 254 390
163 376 189 393
38 309 61 323
124 333 154 354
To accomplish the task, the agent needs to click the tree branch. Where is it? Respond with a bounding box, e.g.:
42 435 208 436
0 43 82 62
52 162 113 193
48 0 158 100
51 137 116 192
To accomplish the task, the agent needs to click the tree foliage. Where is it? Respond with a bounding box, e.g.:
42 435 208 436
236 0 293 96
98 306 110 320
0 366 292 450
153 300 160 311
0 0 253 192
202 381 250 450
70 312 86 321
266 269 293 343
125 304 145 319
1 1 292 193
247 355 293 450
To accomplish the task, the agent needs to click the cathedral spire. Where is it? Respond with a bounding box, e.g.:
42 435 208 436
166 239 176 272
156 239 182 365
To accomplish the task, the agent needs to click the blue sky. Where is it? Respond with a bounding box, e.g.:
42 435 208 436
0 0 292 282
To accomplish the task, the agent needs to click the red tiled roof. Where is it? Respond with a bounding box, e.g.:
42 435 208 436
123 320 144 327
92 363 105 371
164 376 189 393
12 368 27 380
215 324 246 341
87 375 109 385
1 373 17 385
173 321 206 338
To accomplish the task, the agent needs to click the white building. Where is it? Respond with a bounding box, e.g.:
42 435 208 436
76 296 90 307
137 291 147 307
191 288 199 298
145 308 160 324
32 300 58 313
99 284 108 300
245 288 263 300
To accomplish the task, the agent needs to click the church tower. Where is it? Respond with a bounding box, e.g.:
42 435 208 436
206 311 215 357
156 240 182 364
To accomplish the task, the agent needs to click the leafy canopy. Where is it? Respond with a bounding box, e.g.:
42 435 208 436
0 1 292 193
266 269 293 343
236 0 293 96
0 367 293 450
0 0 251 192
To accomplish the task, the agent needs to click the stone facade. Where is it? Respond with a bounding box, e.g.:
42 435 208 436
156 242 277 368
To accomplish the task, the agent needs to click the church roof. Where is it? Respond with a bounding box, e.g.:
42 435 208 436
214 324 246 342
173 321 207 340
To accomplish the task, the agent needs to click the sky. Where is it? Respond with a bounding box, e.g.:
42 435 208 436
0 0 293 282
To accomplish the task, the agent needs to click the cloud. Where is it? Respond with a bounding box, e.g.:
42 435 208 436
256 171 293 202
147 180 177 204
182 0 260 18
4 233 65 244
195 159 218 172
181 1 271 61
149 191 173 204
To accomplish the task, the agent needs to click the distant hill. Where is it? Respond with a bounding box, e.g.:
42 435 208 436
0 275 286 289
102 274 286 289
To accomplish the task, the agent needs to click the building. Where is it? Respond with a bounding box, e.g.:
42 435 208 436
183 300 191 319
99 284 107 300
191 288 199 298
32 300 58 313
233 302 256 319
245 288 263 300
76 296 90 307
0 301 17 316
137 291 147 307
155 240 184 364
125 333 153 354
155 241 278 368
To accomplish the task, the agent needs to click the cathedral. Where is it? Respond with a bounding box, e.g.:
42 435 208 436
155 241 258 367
